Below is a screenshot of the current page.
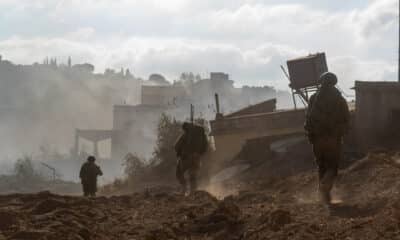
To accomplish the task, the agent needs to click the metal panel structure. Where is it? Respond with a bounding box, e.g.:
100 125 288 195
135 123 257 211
287 53 328 90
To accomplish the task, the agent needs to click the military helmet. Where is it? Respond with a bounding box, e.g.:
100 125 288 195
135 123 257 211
87 156 96 162
319 72 337 86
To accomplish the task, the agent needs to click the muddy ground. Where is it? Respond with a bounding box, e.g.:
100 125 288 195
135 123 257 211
1 152 400 239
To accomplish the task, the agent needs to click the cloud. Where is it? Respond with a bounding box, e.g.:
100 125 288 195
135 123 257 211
356 0 398 38
0 0 397 167
0 0 397 89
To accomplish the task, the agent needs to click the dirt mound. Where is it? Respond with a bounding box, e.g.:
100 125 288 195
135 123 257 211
338 152 400 204
0 175 81 195
1 152 400 239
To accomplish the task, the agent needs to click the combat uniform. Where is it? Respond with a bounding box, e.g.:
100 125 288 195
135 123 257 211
305 72 350 205
175 123 207 194
80 157 103 197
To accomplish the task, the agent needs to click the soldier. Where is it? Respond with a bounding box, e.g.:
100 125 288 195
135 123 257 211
175 122 208 195
79 156 103 197
305 72 350 206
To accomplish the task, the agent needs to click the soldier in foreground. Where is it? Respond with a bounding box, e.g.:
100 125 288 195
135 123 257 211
305 72 350 206
175 122 208 195
79 156 103 197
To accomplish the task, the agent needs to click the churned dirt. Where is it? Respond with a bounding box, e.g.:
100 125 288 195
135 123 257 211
1 152 400 239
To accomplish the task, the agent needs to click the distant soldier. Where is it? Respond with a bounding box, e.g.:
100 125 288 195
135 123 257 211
305 72 350 206
175 122 208 195
79 156 103 197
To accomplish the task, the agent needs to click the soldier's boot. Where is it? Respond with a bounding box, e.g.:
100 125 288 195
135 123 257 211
189 169 198 195
176 165 188 195
182 184 189 196
319 184 331 205
189 178 197 195
179 181 188 195
319 170 335 206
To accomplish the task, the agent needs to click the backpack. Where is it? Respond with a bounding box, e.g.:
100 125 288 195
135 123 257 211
190 125 208 154
307 87 348 137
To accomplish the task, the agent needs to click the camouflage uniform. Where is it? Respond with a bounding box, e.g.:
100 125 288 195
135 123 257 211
80 156 103 197
175 123 207 194
305 72 350 205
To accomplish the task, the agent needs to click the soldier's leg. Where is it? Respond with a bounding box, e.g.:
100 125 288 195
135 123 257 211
313 139 325 180
188 167 198 193
188 153 201 193
176 160 187 192
87 182 96 197
82 184 89 197
319 161 332 204
319 137 341 205
313 138 331 204
319 168 334 204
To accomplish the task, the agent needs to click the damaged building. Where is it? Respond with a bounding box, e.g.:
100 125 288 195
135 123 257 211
209 98 306 168
74 52 399 169
75 72 282 161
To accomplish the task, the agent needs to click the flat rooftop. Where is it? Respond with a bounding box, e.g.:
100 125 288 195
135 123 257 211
354 81 400 89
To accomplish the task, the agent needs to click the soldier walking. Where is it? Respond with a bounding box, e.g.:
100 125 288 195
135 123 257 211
175 122 208 195
305 72 350 206
79 156 103 197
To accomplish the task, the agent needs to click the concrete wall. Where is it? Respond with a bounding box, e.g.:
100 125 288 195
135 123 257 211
225 99 276 118
211 109 306 136
355 81 400 151
210 109 306 164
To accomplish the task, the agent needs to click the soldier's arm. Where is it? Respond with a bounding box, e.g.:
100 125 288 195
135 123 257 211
97 166 103 176
79 164 85 179
304 94 316 132
174 134 184 156
338 96 350 134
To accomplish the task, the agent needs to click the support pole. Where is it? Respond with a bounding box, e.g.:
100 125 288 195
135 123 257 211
190 104 194 123
215 93 220 114
291 89 297 110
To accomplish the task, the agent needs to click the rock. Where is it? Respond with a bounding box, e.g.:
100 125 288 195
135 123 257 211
192 198 242 234
268 209 292 231
78 227 91 240
0 233 6 240
0 211 17 230
31 198 68 215
145 226 176 240
214 198 241 223
9 230 50 240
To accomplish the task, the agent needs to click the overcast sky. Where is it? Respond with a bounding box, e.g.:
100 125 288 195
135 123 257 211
0 0 398 90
